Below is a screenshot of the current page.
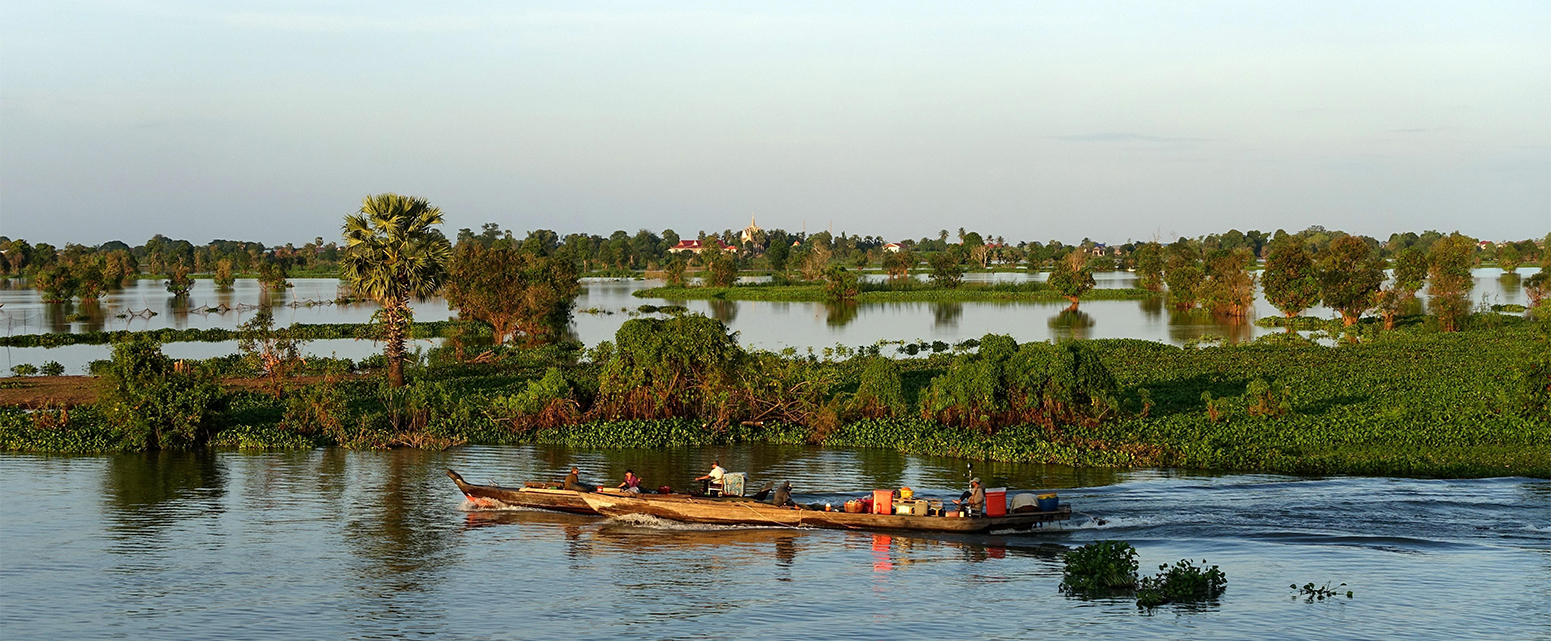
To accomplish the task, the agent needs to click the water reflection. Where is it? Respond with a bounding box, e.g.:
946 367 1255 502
708 299 737 324
101 450 227 535
1138 295 1164 319
824 301 858 327
1048 309 1095 340
932 303 962 328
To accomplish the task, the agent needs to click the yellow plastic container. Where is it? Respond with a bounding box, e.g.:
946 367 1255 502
899 486 914 500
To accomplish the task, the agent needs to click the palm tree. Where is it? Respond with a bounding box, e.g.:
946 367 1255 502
340 193 452 387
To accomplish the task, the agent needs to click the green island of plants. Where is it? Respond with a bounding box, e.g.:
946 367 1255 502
2 310 1547 479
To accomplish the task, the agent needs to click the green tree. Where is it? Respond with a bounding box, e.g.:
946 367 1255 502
1318 236 1386 326
74 259 108 303
1164 241 1205 311
704 248 738 287
1498 244 1521 274
213 259 236 292
882 248 915 282
98 336 225 450
1427 233 1476 332
928 252 964 288
341 193 452 387
164 264 194 297
238 310 309 397
444 241 580 346
1048 251 1096 308
35 264 79 302
1262 232 1320 318
662 257 687 286
822 265 860 302
1203 247 1256 318
1133 242 1164 292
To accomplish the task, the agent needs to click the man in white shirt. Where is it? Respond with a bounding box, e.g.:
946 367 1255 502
695 460 727 495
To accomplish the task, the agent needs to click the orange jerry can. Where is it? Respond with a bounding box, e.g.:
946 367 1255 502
872 489 893 515
985 487 1008 517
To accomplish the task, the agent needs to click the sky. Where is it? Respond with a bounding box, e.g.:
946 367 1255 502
1 0 1548 246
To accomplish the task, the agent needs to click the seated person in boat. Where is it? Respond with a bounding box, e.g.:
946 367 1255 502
617 470 643 494
771 481 796 508
953 478 985 516
694 460 727 495
563 467 596 492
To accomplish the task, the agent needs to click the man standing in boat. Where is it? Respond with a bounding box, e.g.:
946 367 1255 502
695 460 727 495
954 478 985 516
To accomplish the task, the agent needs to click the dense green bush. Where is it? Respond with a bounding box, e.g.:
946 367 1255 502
1060 540 1140 595
10 364 38 377
853 357 907 418
40 361 65 377
97 336 226 450
1135 559 1227 608
920 335 1119 431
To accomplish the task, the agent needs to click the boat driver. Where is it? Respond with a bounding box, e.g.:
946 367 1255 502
695 460 727 495
563 467 596 492
954 478 985 516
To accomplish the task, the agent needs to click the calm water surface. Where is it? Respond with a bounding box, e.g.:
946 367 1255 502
2 447 1546 640
3 269 1535 373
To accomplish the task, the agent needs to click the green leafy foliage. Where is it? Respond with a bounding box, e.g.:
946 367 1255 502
1060 541 1140 595
822 266 860 302
1263 232 1321 318
1427 233 1477 332
928 252 964 288
1048 252 1096 304
444 241 580 346
853 357 907 418
10 364 39 377
1318 236 1385 326
41 361 65 377
97 336 225 450
1135 559 1227 608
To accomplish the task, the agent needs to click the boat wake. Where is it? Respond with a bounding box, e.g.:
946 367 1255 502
457 498 544 513
604 513 794 532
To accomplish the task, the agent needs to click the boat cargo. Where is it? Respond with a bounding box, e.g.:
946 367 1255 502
579 491 1070 534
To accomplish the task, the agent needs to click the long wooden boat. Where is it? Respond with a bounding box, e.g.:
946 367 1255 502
580 491 1070 534
446 469 597 514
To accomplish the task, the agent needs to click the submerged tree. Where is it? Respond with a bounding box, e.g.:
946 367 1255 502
882 248 915 283
444 241 580 346
704 247 738 287
34 264 79 303
1203 247 1256 318
213 259 236 292
928 252 964 288
1498 244 1521 274
822 265 860 302
1132 242 1164 292
1427 233 1476 332
1163 240 1205 312
1318 236 1385 326
1262 232 1320 319
1048 251 1096 309
164 264 194 298
340 193 452 387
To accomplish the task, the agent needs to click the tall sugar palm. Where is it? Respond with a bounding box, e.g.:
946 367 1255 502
341 193 452 387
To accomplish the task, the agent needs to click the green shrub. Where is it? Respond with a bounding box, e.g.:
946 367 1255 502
1510 352 1551 422
97 335 226 450
853 357 907 418
10 364 38 377
40 361 65 377
1135 559 1227 608
1060 541 1139 595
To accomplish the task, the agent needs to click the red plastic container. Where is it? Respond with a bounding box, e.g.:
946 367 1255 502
872 489 893 515
985 488 1007 517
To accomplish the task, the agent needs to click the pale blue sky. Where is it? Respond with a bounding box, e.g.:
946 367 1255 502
2 1 1547 245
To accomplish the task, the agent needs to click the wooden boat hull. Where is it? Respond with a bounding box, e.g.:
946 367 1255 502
446 469 597 514
581 492 1070 534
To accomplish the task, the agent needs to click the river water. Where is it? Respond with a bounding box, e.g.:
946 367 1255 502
1 446 1546 640
0 268 1538 374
